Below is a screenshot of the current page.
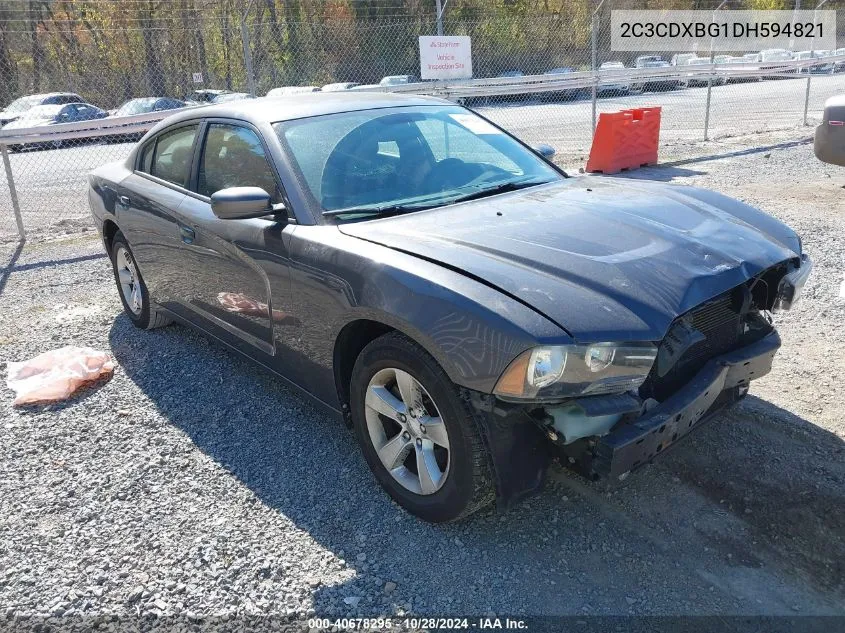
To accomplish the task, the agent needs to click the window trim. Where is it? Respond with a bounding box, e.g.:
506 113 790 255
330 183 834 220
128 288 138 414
188 118 293 216
134 119 202 196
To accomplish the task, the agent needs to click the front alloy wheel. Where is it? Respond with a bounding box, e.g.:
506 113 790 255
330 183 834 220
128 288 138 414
350 332 494 523
365 367 450 495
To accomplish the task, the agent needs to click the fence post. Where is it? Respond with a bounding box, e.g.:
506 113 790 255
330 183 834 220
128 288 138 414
1 144 26 241
703 71 713 141
591 0 604 139
240 15 257 97
803 73 812 125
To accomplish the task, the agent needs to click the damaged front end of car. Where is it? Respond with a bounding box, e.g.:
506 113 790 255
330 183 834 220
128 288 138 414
467 255 811 507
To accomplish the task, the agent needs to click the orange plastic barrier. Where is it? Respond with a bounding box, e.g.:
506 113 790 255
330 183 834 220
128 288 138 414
586 107 661 174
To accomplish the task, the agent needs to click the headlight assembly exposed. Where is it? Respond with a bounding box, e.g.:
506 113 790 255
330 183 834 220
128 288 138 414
494 343 658 401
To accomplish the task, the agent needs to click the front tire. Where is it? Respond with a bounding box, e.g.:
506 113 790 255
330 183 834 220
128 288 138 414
350 332 495 522
110 231 172 330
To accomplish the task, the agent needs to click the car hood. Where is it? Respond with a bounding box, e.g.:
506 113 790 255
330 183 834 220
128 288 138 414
338 178 801 342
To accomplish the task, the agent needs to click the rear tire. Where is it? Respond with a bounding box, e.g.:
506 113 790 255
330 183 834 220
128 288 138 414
350 331 495 522
110 231 172 330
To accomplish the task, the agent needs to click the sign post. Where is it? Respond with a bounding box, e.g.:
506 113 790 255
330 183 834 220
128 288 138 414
419 36 472 80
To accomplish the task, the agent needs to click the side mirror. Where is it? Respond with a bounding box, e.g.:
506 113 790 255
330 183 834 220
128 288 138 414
532 143 556 160
211 187 278 220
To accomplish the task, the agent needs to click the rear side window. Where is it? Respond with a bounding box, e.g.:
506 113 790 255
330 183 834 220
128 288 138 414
149 125 198 188
196 124 279 200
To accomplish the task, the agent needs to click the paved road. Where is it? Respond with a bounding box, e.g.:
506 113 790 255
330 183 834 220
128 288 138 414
0 73 842 239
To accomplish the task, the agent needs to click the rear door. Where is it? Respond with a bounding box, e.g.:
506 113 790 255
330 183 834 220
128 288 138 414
115 122 200 305
168 120 293 357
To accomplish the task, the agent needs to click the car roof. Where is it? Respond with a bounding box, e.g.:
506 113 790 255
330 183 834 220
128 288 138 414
155 92 451 128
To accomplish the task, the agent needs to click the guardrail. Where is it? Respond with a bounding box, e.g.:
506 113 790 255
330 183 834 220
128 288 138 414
0 54 841 241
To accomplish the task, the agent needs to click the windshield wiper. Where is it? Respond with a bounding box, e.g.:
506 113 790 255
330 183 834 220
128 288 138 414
443 179 553 206
322 203 435 218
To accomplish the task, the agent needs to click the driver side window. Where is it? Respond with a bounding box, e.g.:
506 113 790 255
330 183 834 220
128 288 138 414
197 124 280 201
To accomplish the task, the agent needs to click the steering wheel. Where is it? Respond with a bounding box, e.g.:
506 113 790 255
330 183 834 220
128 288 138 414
423 158 470 191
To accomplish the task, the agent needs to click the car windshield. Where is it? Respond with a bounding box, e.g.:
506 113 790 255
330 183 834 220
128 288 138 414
3 95 43 113
275 105 562 220
115 98 157 116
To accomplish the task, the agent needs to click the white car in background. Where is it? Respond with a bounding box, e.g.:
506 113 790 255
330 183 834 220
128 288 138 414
684 57 726 87
321 82 361 92
671 53 698 66
598 61 631 94
266 86 320 97
759 49 795 78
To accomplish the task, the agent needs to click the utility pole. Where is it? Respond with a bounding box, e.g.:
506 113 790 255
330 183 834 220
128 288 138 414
240 0 257 96
435 0 445 35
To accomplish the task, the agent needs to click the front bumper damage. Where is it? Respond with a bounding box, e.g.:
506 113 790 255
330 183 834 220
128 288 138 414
587 330 780 480
468 330 781 509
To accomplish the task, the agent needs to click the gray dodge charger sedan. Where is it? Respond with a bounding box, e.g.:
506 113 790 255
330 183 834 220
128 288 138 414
89 94 811 522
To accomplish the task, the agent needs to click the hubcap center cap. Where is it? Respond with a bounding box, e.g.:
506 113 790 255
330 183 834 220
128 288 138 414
408 416 424 437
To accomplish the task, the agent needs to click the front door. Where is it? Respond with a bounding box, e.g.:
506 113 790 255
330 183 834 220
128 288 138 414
168 122 293 358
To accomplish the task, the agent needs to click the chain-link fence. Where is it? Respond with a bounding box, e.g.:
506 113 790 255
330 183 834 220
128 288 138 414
0 0 843 240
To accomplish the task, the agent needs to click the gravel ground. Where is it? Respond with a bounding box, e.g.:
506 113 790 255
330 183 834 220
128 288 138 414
0 130 843 628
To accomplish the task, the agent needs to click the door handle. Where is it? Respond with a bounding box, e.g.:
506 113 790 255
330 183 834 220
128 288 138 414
117 195 131 207
180 226 196 244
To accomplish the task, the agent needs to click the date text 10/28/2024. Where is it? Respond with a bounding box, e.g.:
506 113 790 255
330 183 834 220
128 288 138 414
308 617 529 630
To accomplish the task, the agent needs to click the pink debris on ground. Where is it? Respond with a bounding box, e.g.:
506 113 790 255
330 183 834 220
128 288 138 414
5 346 115 406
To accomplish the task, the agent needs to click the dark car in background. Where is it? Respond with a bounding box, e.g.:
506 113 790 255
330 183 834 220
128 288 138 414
0 92 84 127
89 94 810 523
4 102 108 150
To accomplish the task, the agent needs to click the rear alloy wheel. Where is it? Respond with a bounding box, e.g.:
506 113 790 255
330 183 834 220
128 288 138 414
350 332 494 522
109 231 172 330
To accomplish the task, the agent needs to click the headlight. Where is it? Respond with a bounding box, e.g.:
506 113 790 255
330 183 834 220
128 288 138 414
494 342 658 401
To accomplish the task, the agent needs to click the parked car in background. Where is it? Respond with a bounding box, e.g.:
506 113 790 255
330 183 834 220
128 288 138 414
267 86 320 97
0 92 84 127
723 56 762 82
379 75 420 87
350 84 382 92
759 49 795 78
684 57 727 87
671 53 698 66
795 51 834 74
598 61 631 95
634 56 682 91
542 67 586 101
834 49 845 72
89 94 811 522
814 94 845 166
111 97 186 117
322 82 361 92
212 92 255 103
186 89 253 105
3 102 108 150
107 97 187 142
